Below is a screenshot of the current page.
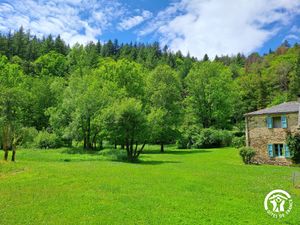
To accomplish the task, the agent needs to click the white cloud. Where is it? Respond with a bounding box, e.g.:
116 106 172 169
0 0 125 45
141 0 300 58
284 34 300 41
1 0 299 54
0 3 14 13
291 25 300 33
118 10 152 31
284 25 300 41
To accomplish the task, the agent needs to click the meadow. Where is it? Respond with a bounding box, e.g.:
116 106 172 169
0 146 299 225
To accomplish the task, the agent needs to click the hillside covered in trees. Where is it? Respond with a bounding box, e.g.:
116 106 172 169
0 27 300 161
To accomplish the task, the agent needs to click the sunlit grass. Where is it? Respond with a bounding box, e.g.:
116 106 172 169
0 146 299 225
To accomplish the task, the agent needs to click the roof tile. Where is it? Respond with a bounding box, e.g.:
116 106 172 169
245 101 300 116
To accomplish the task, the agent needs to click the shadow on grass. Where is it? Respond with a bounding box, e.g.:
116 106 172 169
60 158 106 163
111 158 181 165
61 147 103 155
59 147 204 164
142 149 211 155
138 160 181 165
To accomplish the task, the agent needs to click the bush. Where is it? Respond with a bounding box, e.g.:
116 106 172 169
176 125 200 149
176 138 188 149
286 132 300 163
194 128 233 148
221 130 233 147
232 136 245 148
239 147 256 164
176 133 193 149
34 131 62 149
19 127 38 148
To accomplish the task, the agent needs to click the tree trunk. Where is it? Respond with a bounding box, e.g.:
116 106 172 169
3 124 10 161
11 135 21 162
99 140 103 150
83 136 87 149
4 150 8 161
160 143 164 153
126 140 133 161
92 134 97 150
136 142 146 157
86 141 92 149
11 149 16 162
86 116 92 150
67 139 72 147
126 146 131 161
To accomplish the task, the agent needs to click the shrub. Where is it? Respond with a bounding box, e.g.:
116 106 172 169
100 149 128 161
176 138 188 149
239 147 256 164
232 136 245 148
176 125 200 149
221 130 233 147
286 132 300 163
34 131 62 149
19 127 38 148
176 133 193 149
194 128 233 148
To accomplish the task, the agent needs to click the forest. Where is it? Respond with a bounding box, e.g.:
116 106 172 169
0 27 300 162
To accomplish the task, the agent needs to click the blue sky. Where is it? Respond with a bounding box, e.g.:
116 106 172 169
0 0 299 58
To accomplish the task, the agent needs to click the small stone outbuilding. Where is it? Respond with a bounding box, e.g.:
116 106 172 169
245 101 300 165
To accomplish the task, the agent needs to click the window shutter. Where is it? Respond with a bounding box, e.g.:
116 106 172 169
284 145 291 158
267 117 273 128
268 144 274 157
281 115 287 128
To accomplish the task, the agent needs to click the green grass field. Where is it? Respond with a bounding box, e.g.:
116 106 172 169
0 146 299 225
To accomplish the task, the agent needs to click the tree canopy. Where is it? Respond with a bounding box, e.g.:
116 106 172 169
0 28 299 161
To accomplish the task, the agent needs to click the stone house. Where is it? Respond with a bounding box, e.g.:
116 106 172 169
245 101 300 165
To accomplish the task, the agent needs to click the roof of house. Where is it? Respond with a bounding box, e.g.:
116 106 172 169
245 101 300 116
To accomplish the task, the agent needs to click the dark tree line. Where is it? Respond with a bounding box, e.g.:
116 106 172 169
0 27 196 77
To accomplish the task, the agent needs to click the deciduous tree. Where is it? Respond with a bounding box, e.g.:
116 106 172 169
146 65 182 152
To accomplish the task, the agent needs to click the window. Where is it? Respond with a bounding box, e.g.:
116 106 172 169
273 117 281 128
267 144 291 158
274 144 283 157
266 115 287 128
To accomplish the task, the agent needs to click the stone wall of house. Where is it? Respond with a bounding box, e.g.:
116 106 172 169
246 113 299 166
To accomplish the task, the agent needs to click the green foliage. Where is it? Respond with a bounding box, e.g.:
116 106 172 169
146 65 182 150
185 61 237 129
0 28 300 159
97 58 145 99
102 98 148 161
194 128 233 148
269 92 289 106
176 137 190 149
176 121 198 148
239 147 256 164
0 55 27 159
21 77 56 129
34 51 68 76
290 51 300 97
34 130 62 149
231 136 245 148
19 127 38 148
49 72 121 150
286 132 300 163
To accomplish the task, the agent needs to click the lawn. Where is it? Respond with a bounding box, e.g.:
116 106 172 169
0 146 299 225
